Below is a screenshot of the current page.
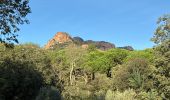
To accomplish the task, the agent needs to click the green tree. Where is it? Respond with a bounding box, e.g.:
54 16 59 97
153 40 170 99
102 49 128 77
48 49 70 87
87 43 97 52
84 49 128 77
0 43 60 86
112 58 155 91
151 14 170 44
64 44 87 85
125 49 154 63
151 14 170 99
0 0 31 44
83 50 104 73
0 59 44 100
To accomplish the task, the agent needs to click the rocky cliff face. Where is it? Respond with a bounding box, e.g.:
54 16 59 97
45 32 133 50
45 32 72 49
95 41 115 50
84 40 115 50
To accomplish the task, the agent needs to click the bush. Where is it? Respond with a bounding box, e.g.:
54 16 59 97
112 58 155 91
62 86 93 100
137 89 161 100
0 44 58 85
105 89 137 100
0 59 44 100
36 86 61 100
0 44 62 100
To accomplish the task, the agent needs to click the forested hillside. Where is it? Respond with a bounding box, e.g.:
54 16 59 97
0 14 169 100
0 0 170 99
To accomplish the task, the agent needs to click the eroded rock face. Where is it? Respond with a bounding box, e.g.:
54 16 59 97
73 37 84 45
45 32 116 50
45 32 72 49
84 40 115 50
73 37 84 43
95 41 115 50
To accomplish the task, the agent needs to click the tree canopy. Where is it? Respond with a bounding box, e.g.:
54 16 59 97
0 0 31 44
151 14 170 44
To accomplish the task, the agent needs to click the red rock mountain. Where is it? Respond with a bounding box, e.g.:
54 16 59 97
45 32 133 51
45 32 72 49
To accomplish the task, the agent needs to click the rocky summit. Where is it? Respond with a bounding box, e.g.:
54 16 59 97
45 32 133 50
45 32 72 49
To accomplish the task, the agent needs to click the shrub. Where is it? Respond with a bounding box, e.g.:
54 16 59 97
36 86 61 100
105 89 137 100
62 86 93 100
137 89 162 100
112 58 155 91
0 59 44 100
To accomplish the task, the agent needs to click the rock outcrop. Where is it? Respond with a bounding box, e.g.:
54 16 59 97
73 37 84 45
84 40 115 50
45 32 72 49
95 41 115 50
45 32 116 50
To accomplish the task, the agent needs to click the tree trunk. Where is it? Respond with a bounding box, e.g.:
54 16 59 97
70 62 74 85
84 72 88 84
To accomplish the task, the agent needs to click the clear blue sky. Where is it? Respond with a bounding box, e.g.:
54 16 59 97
18 0 170 50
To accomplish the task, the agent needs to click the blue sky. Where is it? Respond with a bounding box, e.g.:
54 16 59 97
18 0 170 50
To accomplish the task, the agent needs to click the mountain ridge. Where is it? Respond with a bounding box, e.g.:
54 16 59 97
45 32 133 51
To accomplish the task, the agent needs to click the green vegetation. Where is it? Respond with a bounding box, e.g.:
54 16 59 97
0 12 169 100
0 0 31 45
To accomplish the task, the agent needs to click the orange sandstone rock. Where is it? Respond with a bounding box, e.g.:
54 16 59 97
45 32 72 49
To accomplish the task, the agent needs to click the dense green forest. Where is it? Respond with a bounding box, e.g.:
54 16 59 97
0 14 170 100
0 0 170 100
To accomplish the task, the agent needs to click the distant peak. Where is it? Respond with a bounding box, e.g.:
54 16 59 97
44 32 129 51
44 32 72 49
